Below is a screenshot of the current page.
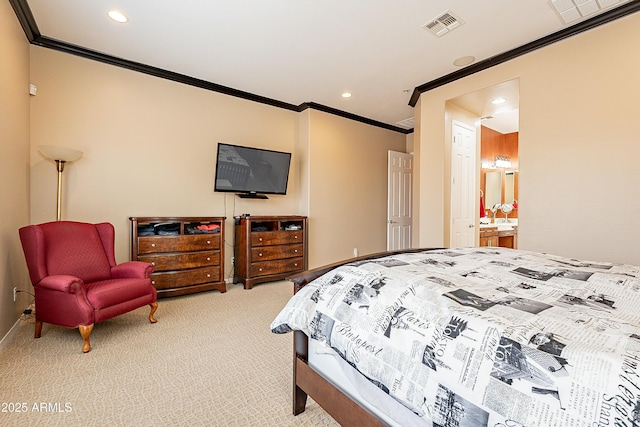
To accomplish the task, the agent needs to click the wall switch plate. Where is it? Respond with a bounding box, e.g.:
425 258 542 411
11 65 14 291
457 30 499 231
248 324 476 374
13 287 17 302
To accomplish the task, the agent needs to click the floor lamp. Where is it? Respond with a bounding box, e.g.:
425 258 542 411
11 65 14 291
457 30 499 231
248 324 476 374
38 145 83 221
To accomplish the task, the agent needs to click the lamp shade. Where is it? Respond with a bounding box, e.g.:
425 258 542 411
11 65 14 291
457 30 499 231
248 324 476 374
38 145 83 162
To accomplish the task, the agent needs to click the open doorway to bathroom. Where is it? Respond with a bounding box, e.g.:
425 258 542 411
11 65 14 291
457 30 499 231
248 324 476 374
448 78 520 246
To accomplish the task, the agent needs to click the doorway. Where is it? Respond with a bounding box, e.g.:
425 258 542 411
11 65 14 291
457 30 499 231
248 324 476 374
387 150 413 250
448 78 520 244
450 121 476 247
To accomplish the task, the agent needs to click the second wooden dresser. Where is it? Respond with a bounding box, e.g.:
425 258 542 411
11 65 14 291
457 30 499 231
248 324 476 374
130 216 226 297
234 215 307 289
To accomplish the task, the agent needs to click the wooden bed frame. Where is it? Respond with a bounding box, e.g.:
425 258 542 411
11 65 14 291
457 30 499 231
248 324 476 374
287 248 437 427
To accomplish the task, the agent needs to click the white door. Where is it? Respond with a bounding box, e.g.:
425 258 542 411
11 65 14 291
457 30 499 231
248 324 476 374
387 151 413 250
451 121 476 247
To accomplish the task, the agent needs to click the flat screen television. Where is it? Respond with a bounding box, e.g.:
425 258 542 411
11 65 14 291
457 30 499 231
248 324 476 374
214 142 291 198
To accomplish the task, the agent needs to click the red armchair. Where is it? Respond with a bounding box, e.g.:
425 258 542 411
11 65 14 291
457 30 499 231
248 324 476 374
19 221 158 353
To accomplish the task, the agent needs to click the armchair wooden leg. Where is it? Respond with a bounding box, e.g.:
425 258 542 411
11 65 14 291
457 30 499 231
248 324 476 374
34 320 43 339
79 324 94 353
149 302 158 323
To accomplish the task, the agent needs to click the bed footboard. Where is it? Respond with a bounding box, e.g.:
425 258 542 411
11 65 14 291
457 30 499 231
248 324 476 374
289 248 436 292
293 330 309 415
293 330 386 426
288 248 440 426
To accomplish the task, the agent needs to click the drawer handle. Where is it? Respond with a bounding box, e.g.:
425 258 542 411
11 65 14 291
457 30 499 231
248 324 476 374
206 257 210 261
259 253 263 257
207 274 211 278
294 235 298 239
206 240 211 245
151 262 155 266
259 237 263 242
151 280 155 285
259 268 263 272
294 263 298 267
294 249 298 253
151 243 156 248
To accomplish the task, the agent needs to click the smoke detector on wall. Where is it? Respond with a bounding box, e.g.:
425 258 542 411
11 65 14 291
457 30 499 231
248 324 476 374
422 10 465 37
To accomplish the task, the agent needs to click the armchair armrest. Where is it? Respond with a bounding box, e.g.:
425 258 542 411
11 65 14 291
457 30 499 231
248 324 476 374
111 261 154 279
37 275 85 293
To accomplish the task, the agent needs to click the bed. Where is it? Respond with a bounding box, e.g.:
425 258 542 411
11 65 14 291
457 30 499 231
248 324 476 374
271 247 640 426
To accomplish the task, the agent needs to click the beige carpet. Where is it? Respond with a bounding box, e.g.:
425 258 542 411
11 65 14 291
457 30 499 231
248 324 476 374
0 281 339 427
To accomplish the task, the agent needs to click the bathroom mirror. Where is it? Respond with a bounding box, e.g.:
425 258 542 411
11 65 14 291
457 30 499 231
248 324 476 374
482 170 518 217
505 171 517 204
485 171 502 211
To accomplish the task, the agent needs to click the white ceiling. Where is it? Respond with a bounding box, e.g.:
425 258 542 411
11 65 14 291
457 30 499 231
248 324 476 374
450 79 520 134
20 0 637 132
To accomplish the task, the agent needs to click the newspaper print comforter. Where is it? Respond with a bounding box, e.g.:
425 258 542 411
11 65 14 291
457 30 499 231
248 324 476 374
271 247 640 427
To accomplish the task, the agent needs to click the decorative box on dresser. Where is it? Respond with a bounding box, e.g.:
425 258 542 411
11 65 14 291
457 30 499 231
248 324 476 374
129 217 226 297
234 215 307 289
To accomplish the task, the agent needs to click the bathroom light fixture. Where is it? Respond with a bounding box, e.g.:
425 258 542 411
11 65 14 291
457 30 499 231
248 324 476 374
495 155 512 168
108 10 128 23
38 145 83 221
341 92 352 98
491 97 506 105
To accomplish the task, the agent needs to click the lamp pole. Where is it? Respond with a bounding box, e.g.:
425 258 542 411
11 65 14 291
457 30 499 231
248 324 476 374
55 160 66 221
37 145 83 221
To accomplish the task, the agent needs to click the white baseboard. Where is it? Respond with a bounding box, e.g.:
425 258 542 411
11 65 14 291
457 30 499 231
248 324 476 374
0 318 23 353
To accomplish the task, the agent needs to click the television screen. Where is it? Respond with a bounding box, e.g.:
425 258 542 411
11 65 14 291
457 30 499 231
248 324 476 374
214 143 291 198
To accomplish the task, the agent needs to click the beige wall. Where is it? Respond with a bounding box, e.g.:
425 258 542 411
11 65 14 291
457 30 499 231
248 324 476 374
29 47 303 278
416 12 640 265
307 110 406 267
28 45 407 280
0 1 31 339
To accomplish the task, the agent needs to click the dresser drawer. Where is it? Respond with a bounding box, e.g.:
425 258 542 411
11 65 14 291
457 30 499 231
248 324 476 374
251 231 304 247
139 251 219 272
250 244 303 262
150 267 221 290
249 257 304 278
138 234 220 254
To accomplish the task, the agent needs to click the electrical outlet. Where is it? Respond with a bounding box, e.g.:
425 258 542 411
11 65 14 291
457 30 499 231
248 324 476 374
231 257 235 265
13 287 17 302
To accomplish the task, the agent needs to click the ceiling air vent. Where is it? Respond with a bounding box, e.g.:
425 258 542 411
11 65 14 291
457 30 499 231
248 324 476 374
422 10 465 37
395 117 415 130
550 0 626 24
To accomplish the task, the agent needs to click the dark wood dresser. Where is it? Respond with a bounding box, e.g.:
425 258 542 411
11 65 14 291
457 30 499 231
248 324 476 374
234 215 307 289
129 216 226 297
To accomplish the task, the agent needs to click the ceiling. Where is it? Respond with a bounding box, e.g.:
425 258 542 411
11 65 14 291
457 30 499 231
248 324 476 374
450 79 520 134
12 0 639 133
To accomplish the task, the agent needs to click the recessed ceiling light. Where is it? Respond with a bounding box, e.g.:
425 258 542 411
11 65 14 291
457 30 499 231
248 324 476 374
491 97 507 105
341 92 352 98
108 10 128 23
453 56 475 67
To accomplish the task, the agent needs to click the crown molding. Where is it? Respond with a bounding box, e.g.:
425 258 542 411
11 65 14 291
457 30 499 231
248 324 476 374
298 102 412 134
8 0 411 134
10 0 639 134
409 0 640 106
